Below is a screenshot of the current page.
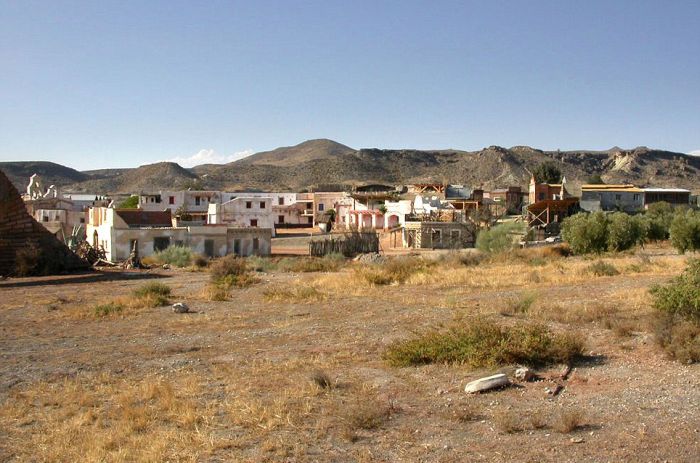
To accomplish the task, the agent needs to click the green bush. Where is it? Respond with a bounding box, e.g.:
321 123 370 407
561 212 609 254
133 282 171 298
476 222 525 254
644 202 674 241
118 195 139 209
650 259 700 321
606 212 646 252
132 282 171 307
94 302 124 317
669 210 700 254
151 245 194 267
384 319 583 368
650 259 700 363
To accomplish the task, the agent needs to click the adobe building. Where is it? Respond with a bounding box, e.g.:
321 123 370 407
0 170 86 276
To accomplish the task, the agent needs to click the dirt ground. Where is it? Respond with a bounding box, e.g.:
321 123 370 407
0 246 699 462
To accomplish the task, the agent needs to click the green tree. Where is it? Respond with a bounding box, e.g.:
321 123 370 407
644 201 674 241
561 212 608 254
118 195 139 209
607 212 646 252
533 161 562 184
670 210 700 254
475 222 525 254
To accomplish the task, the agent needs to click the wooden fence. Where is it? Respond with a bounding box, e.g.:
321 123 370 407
309 232 379 257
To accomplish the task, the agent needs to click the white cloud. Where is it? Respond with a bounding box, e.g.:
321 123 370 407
689 150 700 157
166 148 255 167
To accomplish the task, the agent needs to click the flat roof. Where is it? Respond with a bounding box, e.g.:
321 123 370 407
642 188 690 193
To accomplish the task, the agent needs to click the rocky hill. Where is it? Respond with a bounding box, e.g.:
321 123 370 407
2 140 699 194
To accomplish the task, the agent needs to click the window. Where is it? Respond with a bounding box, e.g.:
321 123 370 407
153 237 170 252
318 203 325 211
195 196 201 206
278 215 285 224
43 216 49 222
278 197 284 205
80 218 85 224
169 196 175 205
246 201 252 209
615 194 621 201
633 194 640 201
307 216 313 224
250 219 258 227
260 202 265 209
538 193 545 200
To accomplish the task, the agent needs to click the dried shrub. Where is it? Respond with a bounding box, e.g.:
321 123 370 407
355 256 426 285
310 371 333 389
653 314 700 364
278 254 346 273
501 292 537 316
264 286 325 302
553 408 586 433
493 409 524 433
452 402 483 423
210 255 248 279
193 254 209 268
210 255 257 288
384 319 584 368
343 397 391 431
586 260 619 277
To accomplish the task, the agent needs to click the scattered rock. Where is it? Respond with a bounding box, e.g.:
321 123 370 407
162 264 171 270
515 367 537 382
570 437 585 444
464 373 509 393
172 303 189 313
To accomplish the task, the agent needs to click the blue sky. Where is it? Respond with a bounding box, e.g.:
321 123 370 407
1 0 699 170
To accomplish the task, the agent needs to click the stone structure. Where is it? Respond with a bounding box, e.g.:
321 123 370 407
0 170 86 276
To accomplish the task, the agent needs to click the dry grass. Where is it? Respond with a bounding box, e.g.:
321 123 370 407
0 373 220 462
553 407 586 433
493 409 524 433
263 285 326 302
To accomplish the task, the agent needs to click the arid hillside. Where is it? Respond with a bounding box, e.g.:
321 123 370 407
2 140 699 193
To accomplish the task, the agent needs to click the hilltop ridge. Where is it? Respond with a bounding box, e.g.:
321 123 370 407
2 140 699 193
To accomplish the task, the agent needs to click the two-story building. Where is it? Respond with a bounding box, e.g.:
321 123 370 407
86 207 271 262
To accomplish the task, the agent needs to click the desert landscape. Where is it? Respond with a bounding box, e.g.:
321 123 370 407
1 244 698 462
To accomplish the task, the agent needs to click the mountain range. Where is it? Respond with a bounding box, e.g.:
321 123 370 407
1 139 699 195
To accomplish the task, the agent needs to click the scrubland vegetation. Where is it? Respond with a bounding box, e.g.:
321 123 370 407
2 234 699 461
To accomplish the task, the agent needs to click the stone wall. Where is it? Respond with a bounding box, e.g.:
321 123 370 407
0 170 87 276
